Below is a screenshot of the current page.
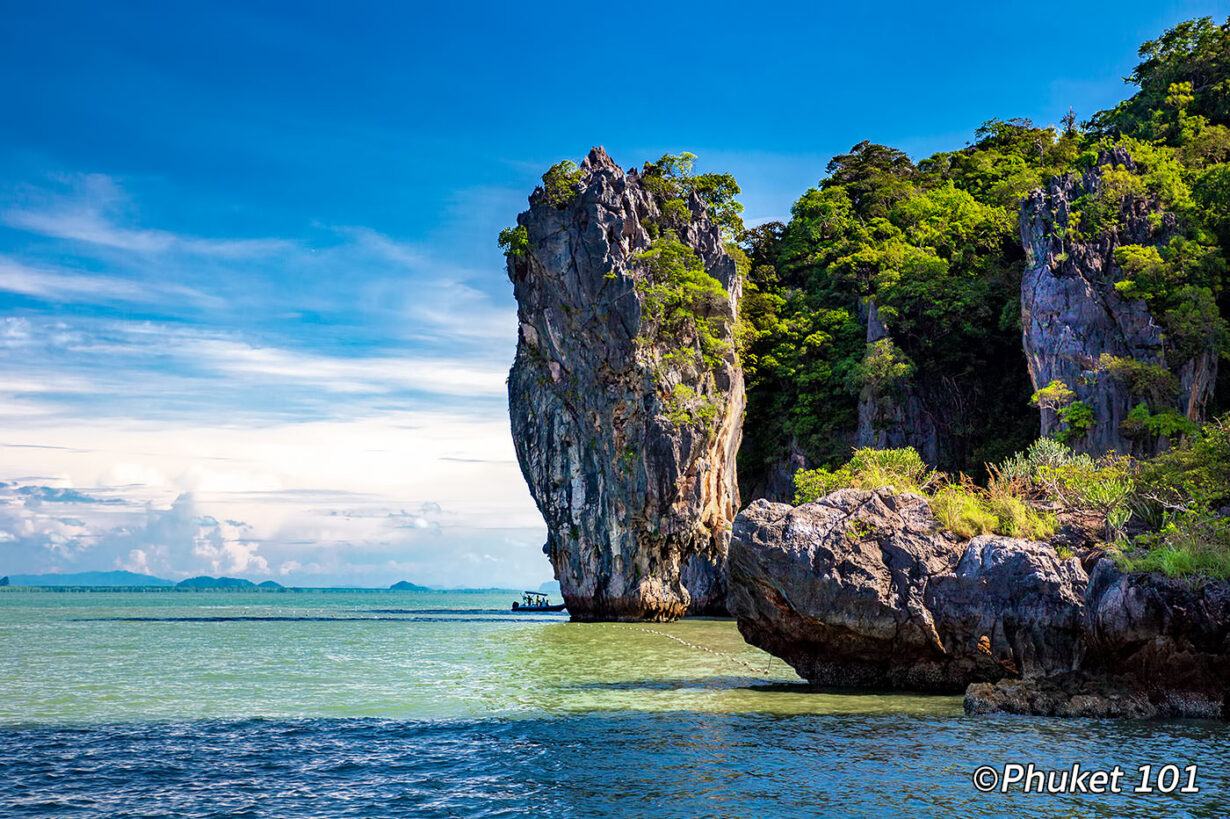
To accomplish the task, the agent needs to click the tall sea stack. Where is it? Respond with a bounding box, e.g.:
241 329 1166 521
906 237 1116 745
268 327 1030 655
506 147 744 621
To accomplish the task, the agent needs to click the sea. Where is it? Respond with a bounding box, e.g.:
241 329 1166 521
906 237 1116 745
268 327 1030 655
0 589 1226 818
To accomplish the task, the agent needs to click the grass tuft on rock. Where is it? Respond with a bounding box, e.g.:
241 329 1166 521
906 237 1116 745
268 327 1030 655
795 447 1057 543
789 416 1230 580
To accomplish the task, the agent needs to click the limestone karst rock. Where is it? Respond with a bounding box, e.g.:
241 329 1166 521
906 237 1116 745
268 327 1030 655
726 491 1087 692
1019 147 1218 455
506 147 744 621
854 300 941 465
964 559 1230 719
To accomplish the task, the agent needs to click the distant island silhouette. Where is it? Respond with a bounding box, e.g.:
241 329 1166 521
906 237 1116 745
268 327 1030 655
177 576 258 589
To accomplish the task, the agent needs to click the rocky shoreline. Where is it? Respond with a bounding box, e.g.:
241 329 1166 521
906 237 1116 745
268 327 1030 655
726 489 1229 719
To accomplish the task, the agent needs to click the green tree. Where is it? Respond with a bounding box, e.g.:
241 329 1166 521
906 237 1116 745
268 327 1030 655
1090 17 1230 141
823 141 918 219
541 160 583 208
642 153 744 237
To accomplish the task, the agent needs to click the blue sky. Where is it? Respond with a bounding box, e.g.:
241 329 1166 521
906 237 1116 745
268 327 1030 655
0 0 1225 586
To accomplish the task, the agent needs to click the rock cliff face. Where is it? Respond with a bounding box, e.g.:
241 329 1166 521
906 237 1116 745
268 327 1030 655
728 490 1229 718
1019 147 1218 455
854 301 941 465
740 435 807 505
507 148 744 621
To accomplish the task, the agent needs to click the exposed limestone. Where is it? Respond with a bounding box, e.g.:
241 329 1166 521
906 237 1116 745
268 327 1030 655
855 301 941 465
726 491 1087 691
1019 147 1218 455
964 674 1168 719
507 147 744 621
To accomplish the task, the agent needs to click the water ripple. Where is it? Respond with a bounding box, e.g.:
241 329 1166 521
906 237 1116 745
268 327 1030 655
1 714 1227 818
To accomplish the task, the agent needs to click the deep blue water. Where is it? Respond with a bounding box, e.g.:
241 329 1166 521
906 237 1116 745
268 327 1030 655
3 714 1229 818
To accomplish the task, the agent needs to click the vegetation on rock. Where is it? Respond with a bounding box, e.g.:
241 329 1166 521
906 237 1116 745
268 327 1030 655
793 447 1057 541
1124 415 1230 577
792 412 1230 581
498 225 529 259
641 152 744 238
634 233 731 371
793 446 936 500
540 160 584 208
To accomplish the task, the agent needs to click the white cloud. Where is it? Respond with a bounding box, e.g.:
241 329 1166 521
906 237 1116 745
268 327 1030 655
343 228 518 343
0 318 509 415
99 463 172 489
0 373 97 394
118 548 149 574
2 177 516 346
190 516 269 576
0 255 222 307
186 336 507 397
0 408 548 586
3 174 289 258
0 173 549 587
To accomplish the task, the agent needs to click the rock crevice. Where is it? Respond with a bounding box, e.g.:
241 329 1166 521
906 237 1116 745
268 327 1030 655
854 300 942 465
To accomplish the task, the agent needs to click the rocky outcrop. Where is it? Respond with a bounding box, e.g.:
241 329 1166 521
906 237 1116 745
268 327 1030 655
727 491 1087 691
966 561 1230 718
507 148 744 621
1078 560 1229 716
964 674 1187 719
855 301 941 465
1020 147 1218 455
728 490 1229 718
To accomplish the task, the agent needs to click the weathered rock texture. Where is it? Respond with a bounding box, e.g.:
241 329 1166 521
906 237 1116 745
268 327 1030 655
1020 147 1218 455
507 147 744 621
728 491 1086 691
966 561 1230 718
728 490 1229 718
855 301 941 465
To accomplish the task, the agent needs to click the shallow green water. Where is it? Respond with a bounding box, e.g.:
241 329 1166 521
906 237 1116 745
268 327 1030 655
0 589 958 724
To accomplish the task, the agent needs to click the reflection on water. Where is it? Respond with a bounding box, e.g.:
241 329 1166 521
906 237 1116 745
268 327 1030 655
1 590 1226 818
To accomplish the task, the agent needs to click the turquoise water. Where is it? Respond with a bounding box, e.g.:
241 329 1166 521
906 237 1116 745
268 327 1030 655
1 590 1227 817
